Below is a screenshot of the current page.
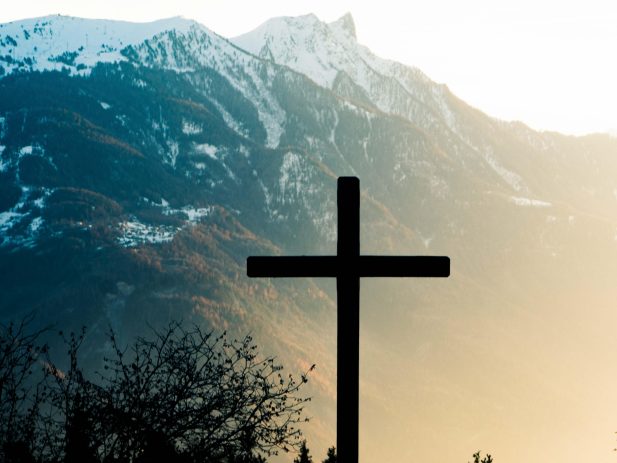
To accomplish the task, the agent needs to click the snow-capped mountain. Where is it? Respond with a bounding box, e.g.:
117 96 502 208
233 13 363 88
233 13 456 132
0 15 199 75
0 15 293 149
233 12 429 98
1 12 617 463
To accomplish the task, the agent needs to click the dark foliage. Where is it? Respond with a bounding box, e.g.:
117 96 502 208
0 316 48 461
322 446 336 463
470 451 493 463
0 320 313 462
292 441 312 463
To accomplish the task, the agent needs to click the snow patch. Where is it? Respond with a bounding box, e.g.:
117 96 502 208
159 202 212 224
29 216 43 233
0 211 27 246
181 206 212 223
195 143 218 159
0 146 7 172
311 208 336 242
484 149 524 192
117 219 178 247
420 235 433 249
329 109 339 147
0 185 54 248
167 141 179 167
0 211 24 230
32 188 54 208
510 196 552 207
193 144 237 181
239 145 250 158
19 146 33 156
431 85 457 132
258 178 273 212
279 151 304 200
182 119 202 135
210 100 249 138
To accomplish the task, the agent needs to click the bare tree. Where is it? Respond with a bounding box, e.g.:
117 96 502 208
33 322 310 462
96 323 312 461
2 320 313 462
0 315 48 462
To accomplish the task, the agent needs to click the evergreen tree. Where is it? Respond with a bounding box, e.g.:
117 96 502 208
293 441 312 463
322 446 336 463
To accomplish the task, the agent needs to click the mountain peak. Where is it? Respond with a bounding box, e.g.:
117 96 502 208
329 12 356 40
232 13 365 88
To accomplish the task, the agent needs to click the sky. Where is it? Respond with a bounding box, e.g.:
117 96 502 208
1 1 616 136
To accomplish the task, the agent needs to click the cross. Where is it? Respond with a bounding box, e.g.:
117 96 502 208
247 177 450 463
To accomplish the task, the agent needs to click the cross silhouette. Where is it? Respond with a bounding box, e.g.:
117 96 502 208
247 176 450 463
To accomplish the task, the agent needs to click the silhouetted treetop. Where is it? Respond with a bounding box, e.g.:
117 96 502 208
470 451 493 463
322 446 336 463
293 441 312 463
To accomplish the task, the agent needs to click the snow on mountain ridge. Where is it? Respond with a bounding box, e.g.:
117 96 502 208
231 13 533 196
232 13 430 90
121 22 286 148
0 14 289 148
232 13 361 88
231 13 453 130
329 13 356 40
0 13 526 191
0 15 202 75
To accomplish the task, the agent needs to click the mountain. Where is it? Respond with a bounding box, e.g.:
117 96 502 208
0 16 198 75
232 13 446 126
1 12 617 463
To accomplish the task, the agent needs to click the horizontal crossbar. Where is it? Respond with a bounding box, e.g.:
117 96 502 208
247 255 450 278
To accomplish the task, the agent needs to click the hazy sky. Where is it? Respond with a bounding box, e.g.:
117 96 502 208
2 1 616 135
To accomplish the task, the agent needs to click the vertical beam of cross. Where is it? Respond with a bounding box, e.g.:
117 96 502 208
336 177 360 463
247 176 450 463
